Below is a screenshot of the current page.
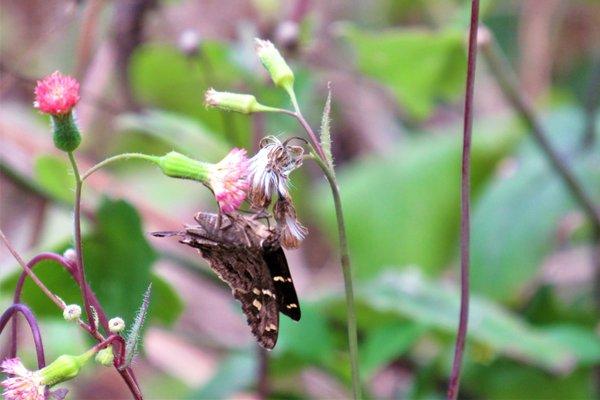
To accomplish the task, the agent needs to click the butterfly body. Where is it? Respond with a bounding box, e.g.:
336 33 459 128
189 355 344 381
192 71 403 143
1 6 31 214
153 212 300 349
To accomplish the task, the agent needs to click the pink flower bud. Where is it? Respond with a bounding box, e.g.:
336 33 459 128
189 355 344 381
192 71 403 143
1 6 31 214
34 71 80 116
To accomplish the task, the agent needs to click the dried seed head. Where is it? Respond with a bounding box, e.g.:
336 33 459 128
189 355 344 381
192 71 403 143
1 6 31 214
274 195 308 249
247 136 303 208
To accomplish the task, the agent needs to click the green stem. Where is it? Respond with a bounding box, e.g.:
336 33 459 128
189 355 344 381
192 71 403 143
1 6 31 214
67 152 97 333
82 153 159 181
312 152 361 400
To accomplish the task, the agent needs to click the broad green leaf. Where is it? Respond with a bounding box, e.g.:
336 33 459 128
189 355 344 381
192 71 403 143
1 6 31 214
361 321 427 378
542 325 600 366
129 43 250 147
0 199 182 327
316 120 520 279
341 26 466 119
117 110 230 162
83 198 156 326
33 155 74 204
189 351 256 399
360 269 576 373
464 360 592 400
274 302 335 364
471 109 600 302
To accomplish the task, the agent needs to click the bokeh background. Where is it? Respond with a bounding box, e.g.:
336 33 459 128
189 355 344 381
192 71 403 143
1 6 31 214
1 0 600 399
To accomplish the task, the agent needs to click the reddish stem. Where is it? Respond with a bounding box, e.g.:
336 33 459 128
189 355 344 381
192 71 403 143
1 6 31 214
10 252 110 357
447 1 480 400
1 303 46 368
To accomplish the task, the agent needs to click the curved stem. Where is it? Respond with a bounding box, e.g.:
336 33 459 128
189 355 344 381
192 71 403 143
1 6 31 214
312 154 361 399
11 252 109 357
0 230 64 310
276 107 328 161
81 153 160 181
448 1 480 399
1 304 46 368
67 152 97 333
10 253 74 358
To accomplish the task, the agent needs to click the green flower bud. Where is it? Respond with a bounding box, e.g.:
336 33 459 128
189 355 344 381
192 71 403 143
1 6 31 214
51 113 82 152
39 350 94 387
156 151 210 182
204 89 276 114
95 346 114 367
255 38 294 91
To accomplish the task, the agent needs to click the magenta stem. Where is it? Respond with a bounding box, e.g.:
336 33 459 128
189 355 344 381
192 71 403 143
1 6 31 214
447 1 480 399
1 303 46 368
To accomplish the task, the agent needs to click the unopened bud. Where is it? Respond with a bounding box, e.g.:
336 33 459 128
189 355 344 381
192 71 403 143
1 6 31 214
39 351 94 387
156 151 210 182
95 346 114 367
63 304 81 321
204 88 275 114
255 39 295 91
63 248 77 263
108 317 125 333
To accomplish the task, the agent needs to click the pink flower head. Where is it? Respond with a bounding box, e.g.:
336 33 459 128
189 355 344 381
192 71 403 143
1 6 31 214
1 358 45 400
209 148 250 213
34 71 80 115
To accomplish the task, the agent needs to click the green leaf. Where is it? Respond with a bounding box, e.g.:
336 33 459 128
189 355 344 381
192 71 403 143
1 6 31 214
116 110 230 162
33 155 74 204
189 351 256 399
274 302 336 364
129 43 250 146
360 269 577 373
361 321 426 378
464 360 592 400
316 120 520 279
341 26 466 119
542 325 600 366
0 199 183 328
471 109 600 302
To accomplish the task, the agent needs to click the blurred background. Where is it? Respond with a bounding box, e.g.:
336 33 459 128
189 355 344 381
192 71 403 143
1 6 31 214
1 0 599 399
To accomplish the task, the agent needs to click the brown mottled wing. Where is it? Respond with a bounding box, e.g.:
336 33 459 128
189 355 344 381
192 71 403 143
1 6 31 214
169 212 280 349
189 243 280 349
263 248 301 321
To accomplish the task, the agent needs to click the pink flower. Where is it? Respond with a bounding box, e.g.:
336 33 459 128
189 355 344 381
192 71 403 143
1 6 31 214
209 148 250 213
1 358 45 400
34 71 80 115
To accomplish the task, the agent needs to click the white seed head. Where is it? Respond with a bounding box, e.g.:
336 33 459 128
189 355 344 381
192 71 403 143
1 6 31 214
62 304 81 321
108 317 125 333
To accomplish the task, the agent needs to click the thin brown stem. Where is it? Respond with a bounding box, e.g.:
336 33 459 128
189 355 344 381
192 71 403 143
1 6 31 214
448 1 480 399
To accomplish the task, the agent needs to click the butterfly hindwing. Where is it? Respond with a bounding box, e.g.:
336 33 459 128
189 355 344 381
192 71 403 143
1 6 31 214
263 247 301 321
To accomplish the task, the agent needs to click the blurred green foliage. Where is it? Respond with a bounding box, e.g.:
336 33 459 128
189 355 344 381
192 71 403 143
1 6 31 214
1 1 599 399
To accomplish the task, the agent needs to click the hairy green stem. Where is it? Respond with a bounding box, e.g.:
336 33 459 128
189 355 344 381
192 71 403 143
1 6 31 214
312 152 361 399
81 153 159 181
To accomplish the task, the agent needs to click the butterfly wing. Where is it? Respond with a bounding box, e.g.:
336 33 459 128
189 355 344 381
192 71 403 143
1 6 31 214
178 225 280 349
263 247 301 321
